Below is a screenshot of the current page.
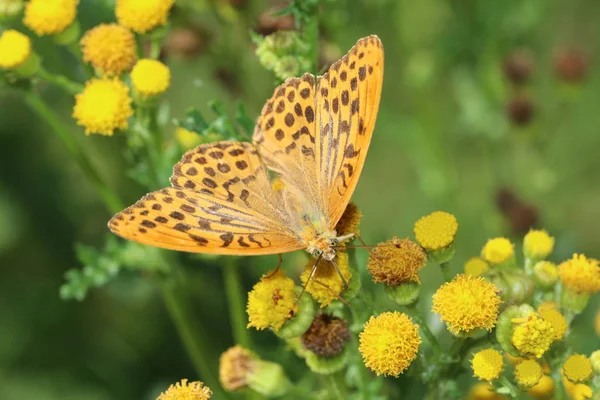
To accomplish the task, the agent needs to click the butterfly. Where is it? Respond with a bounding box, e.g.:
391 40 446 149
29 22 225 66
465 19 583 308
108 36 383 271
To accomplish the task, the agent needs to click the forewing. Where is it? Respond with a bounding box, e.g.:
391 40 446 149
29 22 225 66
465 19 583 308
108 141 303 255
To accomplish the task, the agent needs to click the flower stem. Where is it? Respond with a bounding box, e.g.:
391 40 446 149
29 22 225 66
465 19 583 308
439 261 453 282
23 92 124 214
223 258 251 348
37 67 84 95
406 304 441 355
498 376 519 398
304 10 319 75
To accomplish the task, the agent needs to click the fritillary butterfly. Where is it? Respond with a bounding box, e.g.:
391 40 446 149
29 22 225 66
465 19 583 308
109 36 384 264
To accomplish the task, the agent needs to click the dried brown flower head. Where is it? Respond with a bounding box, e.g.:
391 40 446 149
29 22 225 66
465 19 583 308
367 237 427 285
301 314 350 357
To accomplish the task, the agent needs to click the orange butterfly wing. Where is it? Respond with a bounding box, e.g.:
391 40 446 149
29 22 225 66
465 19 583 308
108 141 303 255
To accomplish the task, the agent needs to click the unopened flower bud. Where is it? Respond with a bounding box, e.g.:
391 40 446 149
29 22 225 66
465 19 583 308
385 281 420 306
533 261 558 289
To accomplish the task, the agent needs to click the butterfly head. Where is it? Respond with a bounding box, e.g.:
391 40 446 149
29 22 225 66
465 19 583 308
306 231 339 261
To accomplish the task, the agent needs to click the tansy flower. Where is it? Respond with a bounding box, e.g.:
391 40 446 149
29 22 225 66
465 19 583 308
131 59 171 96
527 375 555 399
563 374 594 400
467 382 506 400
0 30 31 69
335 202 362 237
80 24 136 76
157 379 212 400
367 237 426 285
464 257 489 277
558 254 600 294
432 274 502 335
72 78 133 136
533 261 559 288
301 313 350 357
471 348 504 381
524 229 555 260
116 0 175 34
246 269 297 331
175 127 201 149
358 311 421 377
537 300 558 313
538 307 567 341
514 359 543 388
563 354 592 383
511 313 554 358
301 252 351 307
414 211 458 251
482 237 514 264
23 0 78 36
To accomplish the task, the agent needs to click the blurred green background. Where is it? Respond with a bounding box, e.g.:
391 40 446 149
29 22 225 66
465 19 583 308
1 0 599 398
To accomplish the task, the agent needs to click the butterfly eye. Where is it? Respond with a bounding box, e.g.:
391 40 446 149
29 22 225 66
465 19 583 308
329 238 339 246
313 249 323 257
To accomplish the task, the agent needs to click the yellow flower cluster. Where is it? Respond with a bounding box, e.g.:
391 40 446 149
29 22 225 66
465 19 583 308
511 313 554 358
514 359 542 388
0 30 31 69
246 269 297 331
527 375 555 399
413 211 458 250
481 237 514 264
432 274 501 335
116 0 175 34
467 382 505 400
471 348 504 381
563 354 592 383
157 379 212 400
464 257 489 277
538 306 567 341
523 229 554 259
131 59 171 96
367 237 426 285
23 0 78 36
335 202 362 237
80 24 136 76
558 254 600 294
300 252 351 307
358 311 421 377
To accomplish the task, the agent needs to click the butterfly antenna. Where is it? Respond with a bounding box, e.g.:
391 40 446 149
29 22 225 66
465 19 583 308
330 257 349 290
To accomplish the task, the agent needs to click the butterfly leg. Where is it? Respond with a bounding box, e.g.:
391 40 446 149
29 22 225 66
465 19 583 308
293 255 321 309
265 254 284 279
330 257 349 290
309 277 350 307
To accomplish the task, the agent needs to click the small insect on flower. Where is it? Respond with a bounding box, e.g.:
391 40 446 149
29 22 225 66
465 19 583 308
80 24 136 76
563 354 593 383
0 30 31 69
471 348 504 381
157 378 212 400
23 0 78 36
116 0 175 34
515 359 543 388
246 269 297 332
482 237 514 265
558 254 600 294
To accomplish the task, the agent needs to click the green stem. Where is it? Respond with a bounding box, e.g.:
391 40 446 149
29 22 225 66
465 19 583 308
406 304 441 356
498 376 520 398
323 372 347 399
158 269 230 399
439 262 453 282
23 92 124 214
304 13 319 75
37 67 84 95
223 259 251 348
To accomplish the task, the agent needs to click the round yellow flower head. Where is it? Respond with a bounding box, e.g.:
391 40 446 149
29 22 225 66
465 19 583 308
246 269 297 331
467 382 506 400
23 0 78 36
533 261 559 288
471 348 504 381
558 254 600 294
414 211 458 251
219 345 257 391
358 311 421 377
432 274 502 335
464 257 489 277
116 0 174 34
301 252 351 307
0 30 31 69
538 307 567 341
73 78 133 136
335 202 362 237
131 59 171 96
527 375 555 399
511 313 554 358
157 379 212 400
524 229 555 260
367 237 426 286
175 127 201 149
563 354 592 383
80 24 136 76
482 237 514 264
570 384 593 400
515 359 543 388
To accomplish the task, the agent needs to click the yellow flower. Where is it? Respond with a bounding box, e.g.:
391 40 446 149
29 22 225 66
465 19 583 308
246 269 297 331
467 382 506 400
537 300 558 313
0 30 31 69
301 252 351 307
80 24 136 76
464 257 489 277
471 348 504 381
23 0 78 36
131 59 171 96
558 254 600 294
358 311 421 377
157 379 212 400
563 374 594 400
175 127 201 149
524 229 555 260
335 202 362 237
511 313 554 358
116 0 175 34
482 237 514 264
367 237 426 285
432 274 501 335
538 307 567 341
72 78 133 136
414 211 458 251
563 354 592 383
527 375 555 399
515 359 543 388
